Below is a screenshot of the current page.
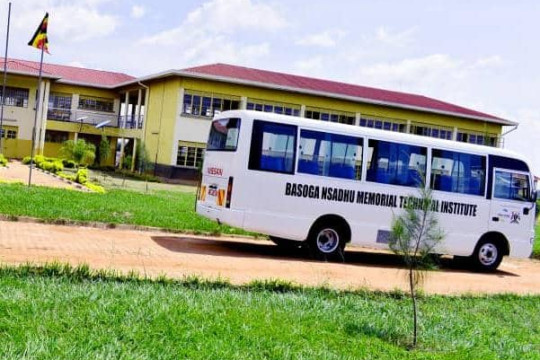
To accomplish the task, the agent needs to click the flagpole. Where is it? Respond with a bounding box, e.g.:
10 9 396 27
28 45 44 186
0 2 11 155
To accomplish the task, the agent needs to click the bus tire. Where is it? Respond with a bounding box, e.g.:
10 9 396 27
308 220 348 261
469 238 505 272
269 236 302 249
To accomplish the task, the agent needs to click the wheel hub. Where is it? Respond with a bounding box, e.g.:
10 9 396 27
316 228 339 254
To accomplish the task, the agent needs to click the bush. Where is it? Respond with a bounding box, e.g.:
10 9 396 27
0 154 7 167
22 156 31 165
62 159 77 168
85 182 106 193
75 168 88 184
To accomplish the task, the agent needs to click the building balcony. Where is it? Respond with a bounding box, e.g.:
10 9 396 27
48 108 144 129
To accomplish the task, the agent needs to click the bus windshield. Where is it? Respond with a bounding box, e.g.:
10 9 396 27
207 118 241 151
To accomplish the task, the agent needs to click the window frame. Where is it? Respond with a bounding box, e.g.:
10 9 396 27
430 149 486 196
248 120 297 174
492 168 532 203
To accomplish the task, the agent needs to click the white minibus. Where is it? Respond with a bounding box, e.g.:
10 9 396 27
196 110 536 271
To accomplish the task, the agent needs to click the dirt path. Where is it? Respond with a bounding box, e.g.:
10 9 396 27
0 220 539 295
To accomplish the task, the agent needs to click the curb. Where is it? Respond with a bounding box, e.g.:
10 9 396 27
0 214 260 241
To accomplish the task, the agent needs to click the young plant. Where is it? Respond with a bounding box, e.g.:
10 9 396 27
389 175 444 348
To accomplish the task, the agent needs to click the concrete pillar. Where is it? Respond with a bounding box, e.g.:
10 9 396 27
300 105 306 118
136 89 143 128
355 113 361 126
119 91 129 168
452 127 458 141
240 96 247 110
131 137 137 172
406 120 412 134
38 80 50 154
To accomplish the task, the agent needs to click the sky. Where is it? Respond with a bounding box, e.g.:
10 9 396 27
1 0 539 175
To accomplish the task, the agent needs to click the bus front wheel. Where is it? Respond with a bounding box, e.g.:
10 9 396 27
470 239 504 272
308 221 347 261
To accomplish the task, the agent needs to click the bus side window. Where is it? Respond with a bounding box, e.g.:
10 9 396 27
298 129 362 180
366 139 426 187
431 149 486 196
249 120 297 174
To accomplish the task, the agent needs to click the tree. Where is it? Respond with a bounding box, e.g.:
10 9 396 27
60 139 96 166
389 176 444 348
98 135 111 166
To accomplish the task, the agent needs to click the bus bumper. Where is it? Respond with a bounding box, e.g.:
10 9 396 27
509 237 534 258
196 202 245 228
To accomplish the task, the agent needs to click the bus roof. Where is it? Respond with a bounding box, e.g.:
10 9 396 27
216 110 532 166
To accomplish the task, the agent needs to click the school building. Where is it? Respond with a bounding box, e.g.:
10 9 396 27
0 58 516 179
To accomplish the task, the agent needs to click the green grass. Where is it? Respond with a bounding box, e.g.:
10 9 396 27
0 182 247 235
0 264 538 359
534 223 540 259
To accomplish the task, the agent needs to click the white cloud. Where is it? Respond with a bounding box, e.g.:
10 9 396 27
131 5 146 19
139 0 286 67
9 0 118 42
142 0 287 46
296 29 347 48
375 26 417 47
504 109 540 176
293 56 325 76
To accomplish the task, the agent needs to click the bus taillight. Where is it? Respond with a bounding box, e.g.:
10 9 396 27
226 176 234 208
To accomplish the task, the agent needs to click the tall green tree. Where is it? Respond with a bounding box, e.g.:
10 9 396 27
60 139 96 166
389 176 444 348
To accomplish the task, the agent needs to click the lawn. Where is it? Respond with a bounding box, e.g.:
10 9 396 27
0 182 247 236
0 265 538 360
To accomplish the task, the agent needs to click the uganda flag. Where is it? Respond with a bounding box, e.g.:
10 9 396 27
28 13 49 54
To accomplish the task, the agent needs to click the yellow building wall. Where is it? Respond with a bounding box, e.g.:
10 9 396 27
180 78 503 135
50 83 118 100
143 79 181 165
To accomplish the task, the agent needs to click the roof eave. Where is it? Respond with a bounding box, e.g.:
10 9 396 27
5 69 60 80
124 70 517 126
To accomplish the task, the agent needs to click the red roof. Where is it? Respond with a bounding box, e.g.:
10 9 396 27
0 57 134 87
182 63 506 123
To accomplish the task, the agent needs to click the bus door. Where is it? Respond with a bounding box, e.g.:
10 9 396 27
489 168 535 238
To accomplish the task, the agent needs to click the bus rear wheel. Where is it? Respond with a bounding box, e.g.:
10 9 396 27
470 239 504 272
308 222 347 261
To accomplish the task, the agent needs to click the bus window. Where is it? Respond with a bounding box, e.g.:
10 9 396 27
431 150 485 196
249 120 297 173
494 170 530 202
298 130 363 180
366 140 426 187
207 118 241 151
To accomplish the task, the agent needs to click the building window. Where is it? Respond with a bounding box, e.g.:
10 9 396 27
48 92 72 120
0 126 18 139
0 86 29 108
176 141 205 168
78 95 114 113
246 99 301 117
45 130 69 143
457 131 498 147
305 107 355 125
183 90 241 118
360 116 406 132
410 122 453 140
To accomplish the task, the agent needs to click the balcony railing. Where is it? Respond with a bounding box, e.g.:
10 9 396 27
118 115 144 129
47 108 144 130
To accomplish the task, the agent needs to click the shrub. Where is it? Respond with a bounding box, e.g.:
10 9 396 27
85 182 106 193
52 160 64 173
0 154 7 167
75 168 88 184
41 161 54 172
34 155 45 166
22 156 31 165
62 159 76 168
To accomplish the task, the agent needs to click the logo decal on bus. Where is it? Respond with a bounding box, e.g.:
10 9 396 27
510 211 521 224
